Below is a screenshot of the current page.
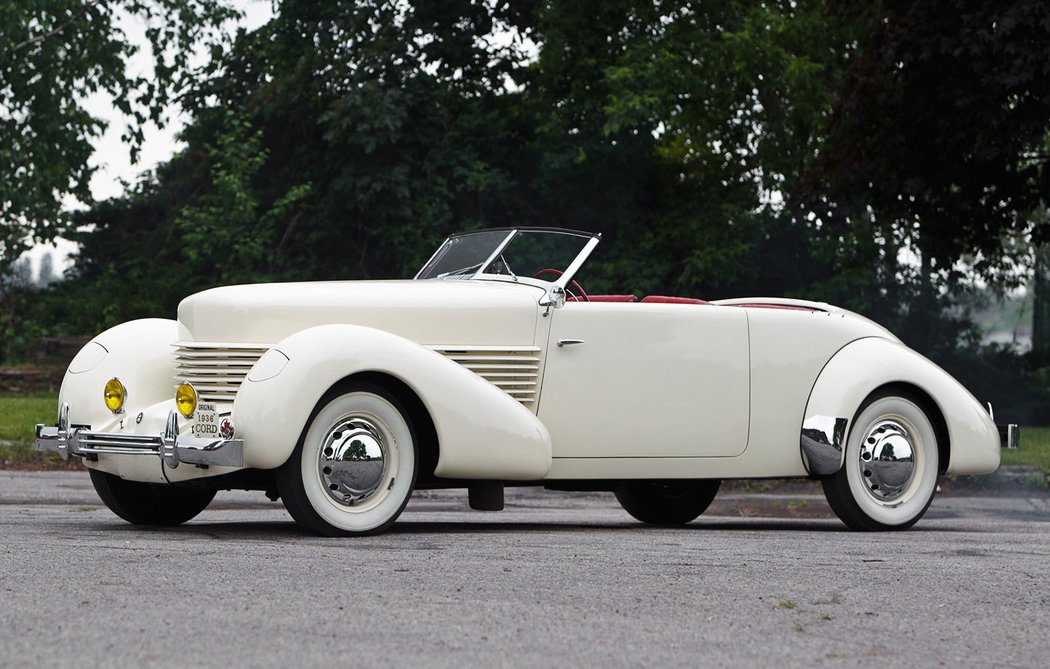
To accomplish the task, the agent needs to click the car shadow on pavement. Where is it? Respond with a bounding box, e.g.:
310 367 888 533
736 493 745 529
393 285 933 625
388 519 849 534
70 516 857 539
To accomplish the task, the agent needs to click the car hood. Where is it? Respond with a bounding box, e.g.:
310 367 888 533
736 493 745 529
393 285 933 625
177 279 545 346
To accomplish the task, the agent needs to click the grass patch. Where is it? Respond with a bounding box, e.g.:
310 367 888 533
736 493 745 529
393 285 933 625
0 395 58 445
1002 426 1050 476
0 394 79 470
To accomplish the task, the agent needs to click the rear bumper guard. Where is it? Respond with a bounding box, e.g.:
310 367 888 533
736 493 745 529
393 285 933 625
35 402 244 469
998 423 1019 449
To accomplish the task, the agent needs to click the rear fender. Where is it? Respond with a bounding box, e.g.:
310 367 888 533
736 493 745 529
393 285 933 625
801 337 999 477
233 324 552 478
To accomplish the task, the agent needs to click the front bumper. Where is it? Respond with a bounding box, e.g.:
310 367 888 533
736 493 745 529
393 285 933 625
35 402 244 469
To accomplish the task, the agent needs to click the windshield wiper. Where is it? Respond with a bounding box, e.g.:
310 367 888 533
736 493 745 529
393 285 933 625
436 262 483 279
492 255 517 281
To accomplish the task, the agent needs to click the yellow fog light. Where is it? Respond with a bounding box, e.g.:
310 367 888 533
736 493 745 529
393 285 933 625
103 378 126 414
175 382 198 418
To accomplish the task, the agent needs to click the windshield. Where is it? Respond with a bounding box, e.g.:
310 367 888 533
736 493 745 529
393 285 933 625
415 228 598 282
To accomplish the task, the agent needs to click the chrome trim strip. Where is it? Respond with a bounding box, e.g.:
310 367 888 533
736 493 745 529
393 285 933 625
35 402 244 469
800 415 849 476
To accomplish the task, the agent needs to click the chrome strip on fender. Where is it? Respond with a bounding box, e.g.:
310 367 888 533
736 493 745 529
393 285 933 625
800 415 849 476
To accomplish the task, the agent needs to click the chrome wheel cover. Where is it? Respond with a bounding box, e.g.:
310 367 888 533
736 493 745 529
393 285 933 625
857 418 917 504
317 416 390 507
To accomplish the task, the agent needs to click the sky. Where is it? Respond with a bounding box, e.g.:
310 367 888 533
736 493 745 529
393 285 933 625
23 1 275 279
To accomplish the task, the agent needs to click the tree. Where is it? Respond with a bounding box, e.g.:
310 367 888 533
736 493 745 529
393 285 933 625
0 0 239 273
528 0 851 298
801 0 1050 346
56 0 854 322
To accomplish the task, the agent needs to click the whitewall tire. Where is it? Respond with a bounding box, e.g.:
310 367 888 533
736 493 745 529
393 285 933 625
822 393 939 531
277 384 417 536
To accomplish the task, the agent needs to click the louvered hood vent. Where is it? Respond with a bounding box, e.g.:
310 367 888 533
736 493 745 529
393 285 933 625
174 342 543 407
431 346 542 406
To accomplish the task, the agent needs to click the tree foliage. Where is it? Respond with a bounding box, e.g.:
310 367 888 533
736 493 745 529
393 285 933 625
0 0 239 270
9 0 1050 421
790 0 1050 356
806 0 1050 288
52 0 847 306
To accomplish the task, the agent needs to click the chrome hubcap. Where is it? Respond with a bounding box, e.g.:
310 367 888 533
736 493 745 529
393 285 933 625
858 419 916 502
317 416 388 506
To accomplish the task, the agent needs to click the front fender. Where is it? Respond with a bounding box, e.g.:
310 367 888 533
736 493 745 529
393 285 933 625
58 318 178 433
57 318 179 484
233 324 552 479
801 337 1000 477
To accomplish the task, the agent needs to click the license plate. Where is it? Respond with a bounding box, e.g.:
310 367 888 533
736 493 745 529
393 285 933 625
192 403 220 438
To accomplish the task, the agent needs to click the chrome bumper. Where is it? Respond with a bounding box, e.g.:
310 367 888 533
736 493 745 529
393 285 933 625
35 403 244 469
998 423 1019 449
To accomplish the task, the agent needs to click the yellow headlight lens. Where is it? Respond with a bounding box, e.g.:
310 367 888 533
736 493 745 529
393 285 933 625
175 382 197 418
103 378 126 413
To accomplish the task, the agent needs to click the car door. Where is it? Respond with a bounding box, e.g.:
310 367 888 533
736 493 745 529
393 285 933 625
536 301 750 458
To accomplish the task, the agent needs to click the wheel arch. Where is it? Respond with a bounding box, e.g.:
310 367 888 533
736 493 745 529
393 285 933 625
801 337 999 478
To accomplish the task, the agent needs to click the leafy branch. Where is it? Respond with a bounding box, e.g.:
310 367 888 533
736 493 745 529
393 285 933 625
9 2 98 53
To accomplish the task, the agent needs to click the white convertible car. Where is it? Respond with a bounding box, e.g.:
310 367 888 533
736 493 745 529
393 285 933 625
37 228 1011 534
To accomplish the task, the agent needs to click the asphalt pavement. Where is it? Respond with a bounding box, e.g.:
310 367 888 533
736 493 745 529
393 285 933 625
1 470 1048 668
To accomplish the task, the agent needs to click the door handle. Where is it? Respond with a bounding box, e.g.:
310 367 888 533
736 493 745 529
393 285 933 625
557 338 585 347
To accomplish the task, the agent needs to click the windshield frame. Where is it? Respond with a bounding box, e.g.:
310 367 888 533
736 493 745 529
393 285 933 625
414 227 601 293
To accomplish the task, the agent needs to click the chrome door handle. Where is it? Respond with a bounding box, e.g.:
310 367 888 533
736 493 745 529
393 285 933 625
557 338 585 347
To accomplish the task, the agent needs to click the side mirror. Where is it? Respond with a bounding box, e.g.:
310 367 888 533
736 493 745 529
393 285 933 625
539 286 566 316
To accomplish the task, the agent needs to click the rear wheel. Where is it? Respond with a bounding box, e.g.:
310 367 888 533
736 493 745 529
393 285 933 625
277 383 418 536
89 469 215 526
822 393 939 531
615 480 721 525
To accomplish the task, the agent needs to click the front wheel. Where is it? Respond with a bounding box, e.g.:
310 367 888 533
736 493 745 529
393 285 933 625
89 469 215 526
822 393 940 531
276 384 418 536
615 480 721 525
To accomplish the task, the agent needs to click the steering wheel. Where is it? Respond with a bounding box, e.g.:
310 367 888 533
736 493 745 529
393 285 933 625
534 268 589 302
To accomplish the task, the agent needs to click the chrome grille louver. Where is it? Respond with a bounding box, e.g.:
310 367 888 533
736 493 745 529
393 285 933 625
173 343 268 403
431 346 542 406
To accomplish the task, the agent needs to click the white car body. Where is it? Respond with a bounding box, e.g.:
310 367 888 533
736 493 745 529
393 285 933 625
38 228 1005 534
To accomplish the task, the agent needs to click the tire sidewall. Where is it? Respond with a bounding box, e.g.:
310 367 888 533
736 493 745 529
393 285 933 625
296 388 416 534
843 395 939 528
